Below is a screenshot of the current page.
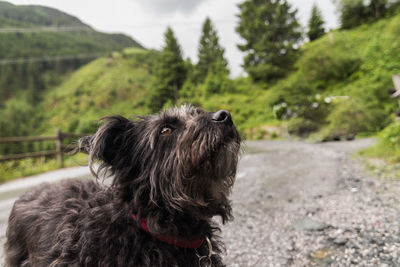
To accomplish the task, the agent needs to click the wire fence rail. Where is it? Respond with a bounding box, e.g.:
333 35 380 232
0 53 105 66
0 26 93 34
0 129 88 167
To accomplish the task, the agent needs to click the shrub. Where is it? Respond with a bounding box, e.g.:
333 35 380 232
378 122 400 149
287 117 319 137
203 72 234 98
298 46 361 84
323 99 387 139
360 122 400 162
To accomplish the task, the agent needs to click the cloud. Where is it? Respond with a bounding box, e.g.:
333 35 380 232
136 0 206 15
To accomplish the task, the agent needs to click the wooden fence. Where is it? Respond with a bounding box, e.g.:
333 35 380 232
0 129 88 167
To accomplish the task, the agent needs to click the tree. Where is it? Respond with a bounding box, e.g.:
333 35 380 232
333 0 389 29
308 4 325 41
149 27 187 112
236 0 302 82
369 0 388 19
196 17 229 83
334 0 367 29
202 59 233 97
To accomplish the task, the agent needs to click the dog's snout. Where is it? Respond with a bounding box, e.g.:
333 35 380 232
212 110 231 123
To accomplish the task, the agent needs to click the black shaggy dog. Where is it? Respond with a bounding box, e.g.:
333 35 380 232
4 105 241 267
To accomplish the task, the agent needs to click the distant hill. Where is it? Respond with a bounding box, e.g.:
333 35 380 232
0 1 86 27
0 1 141 58
0 1 142 103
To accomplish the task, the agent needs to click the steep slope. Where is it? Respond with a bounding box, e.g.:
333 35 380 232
39 48 158 134
231 13 400 139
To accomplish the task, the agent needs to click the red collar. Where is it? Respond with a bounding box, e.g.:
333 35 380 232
131 214 205 249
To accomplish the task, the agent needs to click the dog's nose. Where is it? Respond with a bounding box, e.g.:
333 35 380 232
212 110 231 122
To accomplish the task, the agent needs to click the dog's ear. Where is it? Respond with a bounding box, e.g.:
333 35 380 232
88 116 132 166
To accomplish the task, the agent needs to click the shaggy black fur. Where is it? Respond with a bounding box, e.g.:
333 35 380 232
4 105 241 267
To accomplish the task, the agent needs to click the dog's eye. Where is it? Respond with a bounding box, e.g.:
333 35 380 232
160 127 173 136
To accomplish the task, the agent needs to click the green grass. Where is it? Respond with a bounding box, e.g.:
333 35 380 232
0 153 88 183
359 122 400 162
38 48 158 134
356 122 400 177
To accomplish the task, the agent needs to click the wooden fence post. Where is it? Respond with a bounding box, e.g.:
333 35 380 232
55 128 63 167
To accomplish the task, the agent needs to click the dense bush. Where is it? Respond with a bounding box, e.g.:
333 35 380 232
203 71 234 98
360 122 400 162
378 122 400 149
275 75 331 127
298 46 362 83
287 117 319 137
323 99 388 139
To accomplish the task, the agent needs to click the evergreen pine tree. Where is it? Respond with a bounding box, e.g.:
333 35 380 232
196 17 229 83
236 0 302 82
369 0 387 19
334 0 388 29
336 0 369 28
149 27 187 112
308 4 325 41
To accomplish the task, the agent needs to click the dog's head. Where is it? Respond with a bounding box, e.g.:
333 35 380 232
80 104 241 221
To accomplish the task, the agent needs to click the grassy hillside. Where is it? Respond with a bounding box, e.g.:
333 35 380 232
0 48 157 182
39 48 158 134
36 13 400 138
240 13 400 140
36 48 277 137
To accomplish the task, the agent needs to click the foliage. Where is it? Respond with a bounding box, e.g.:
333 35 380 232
322 99 387 139
0 153 88 183
287 117 318 137
359 122 400 162
275 14 400 139
40 48 158 134
335 0 371 29
297 45 362 83
195 17 229 83
148 27 187 112
334 0 400 29
308 4 325 41
236 0 302 82
202 65 234 98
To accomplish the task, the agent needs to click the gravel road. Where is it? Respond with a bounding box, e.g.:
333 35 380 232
2 139 400 266
223 139 400 266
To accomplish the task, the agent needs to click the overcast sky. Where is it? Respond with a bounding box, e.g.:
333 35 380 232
7 0 339 77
